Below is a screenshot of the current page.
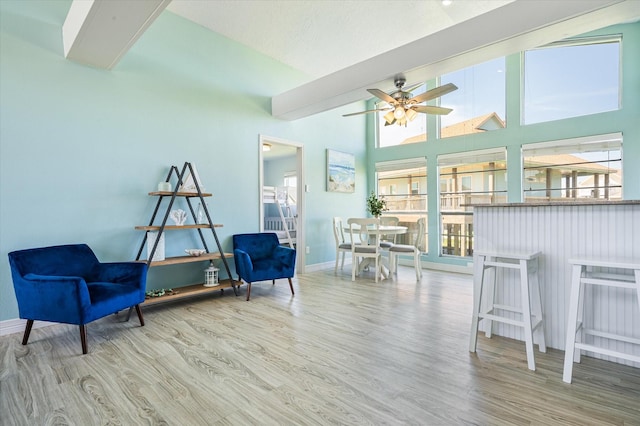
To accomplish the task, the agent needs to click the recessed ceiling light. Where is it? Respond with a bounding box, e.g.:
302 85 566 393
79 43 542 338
442 0 452 5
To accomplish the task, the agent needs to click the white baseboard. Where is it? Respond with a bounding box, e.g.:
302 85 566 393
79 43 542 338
302 259 472 275
0 318 53 337
304 260 346 273
420 260 473 275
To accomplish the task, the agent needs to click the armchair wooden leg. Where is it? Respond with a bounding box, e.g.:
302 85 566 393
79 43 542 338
246 282 252 301
135 305 145 327
288 278 295 296
22 319 34 345
79 325 88 355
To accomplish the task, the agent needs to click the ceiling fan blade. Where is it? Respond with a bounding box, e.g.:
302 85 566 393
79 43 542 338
367 88 397 104
412 105 453 115
408 83 458 103
403 82 424 93
342 108 391 117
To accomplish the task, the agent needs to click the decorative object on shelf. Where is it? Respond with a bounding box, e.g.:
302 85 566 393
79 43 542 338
196 202 209 224
204 264 219 287
145 288 177 298
366 191 388 218
169 209 187 226
327 149 355 193
157 182 171 192
147 231 165 261
179 163 205 193
185 249 206 257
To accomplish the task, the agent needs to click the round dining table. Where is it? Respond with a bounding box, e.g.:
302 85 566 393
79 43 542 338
343 224 408 236
343 223 408 279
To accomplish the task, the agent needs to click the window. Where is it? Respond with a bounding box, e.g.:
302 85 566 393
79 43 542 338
376 158 428 252
438 148 507 257
523 36 620 124
522 133 622 201
377 85 427 148
440 57 506 138
283 172 297 189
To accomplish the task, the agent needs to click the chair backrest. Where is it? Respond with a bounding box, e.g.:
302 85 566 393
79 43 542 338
379 216 399 226
414 217 426 251
8 244 99 279
347 218 381 250
333 217 346 245
379 216 400 243
232 233 279 260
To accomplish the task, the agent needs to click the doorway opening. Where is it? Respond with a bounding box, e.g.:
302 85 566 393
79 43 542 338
259 135 305 272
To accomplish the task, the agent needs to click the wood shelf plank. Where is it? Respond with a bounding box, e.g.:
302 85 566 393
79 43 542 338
142 279 241 306
135 224 223 231
148 191 213 197
138 252 234 267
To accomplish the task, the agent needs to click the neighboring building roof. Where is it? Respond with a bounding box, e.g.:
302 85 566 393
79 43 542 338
440 112 505 138
525 154 620 175
399 112 506 144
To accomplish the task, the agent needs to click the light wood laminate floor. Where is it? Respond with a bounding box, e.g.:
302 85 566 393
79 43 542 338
1 266 639 425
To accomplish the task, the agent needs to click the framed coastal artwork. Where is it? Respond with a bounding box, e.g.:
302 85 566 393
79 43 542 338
327 149 355 193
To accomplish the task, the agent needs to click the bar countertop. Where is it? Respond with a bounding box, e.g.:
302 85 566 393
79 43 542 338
469 200 640 208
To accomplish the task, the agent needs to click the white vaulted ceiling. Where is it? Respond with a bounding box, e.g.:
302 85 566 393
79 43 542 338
166 0 514 79
63 0 640 121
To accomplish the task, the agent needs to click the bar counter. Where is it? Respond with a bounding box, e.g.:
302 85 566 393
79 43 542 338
472 200 640 366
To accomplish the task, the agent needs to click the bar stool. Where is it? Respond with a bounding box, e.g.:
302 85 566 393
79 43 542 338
563 257 640 383
469 250 546 371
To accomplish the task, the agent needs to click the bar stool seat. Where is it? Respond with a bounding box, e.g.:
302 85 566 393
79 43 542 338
469 250 546 371
563 257 640 383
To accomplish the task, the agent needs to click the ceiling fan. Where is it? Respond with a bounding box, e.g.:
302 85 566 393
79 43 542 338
343 76 458 126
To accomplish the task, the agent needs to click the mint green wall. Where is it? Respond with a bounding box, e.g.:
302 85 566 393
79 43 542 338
368 22 640 267
0 1 368 321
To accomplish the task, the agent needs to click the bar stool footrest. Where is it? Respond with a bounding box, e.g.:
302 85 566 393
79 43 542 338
574 343 640 363
581 277 637 289
483 260 521 270
583 328 640 345
479 313 525 328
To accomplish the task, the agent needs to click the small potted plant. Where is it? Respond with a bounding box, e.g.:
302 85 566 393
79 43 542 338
366 191 388 218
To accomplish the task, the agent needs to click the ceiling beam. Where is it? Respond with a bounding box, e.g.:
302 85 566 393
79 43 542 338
63 0 171 69
272 0 639 121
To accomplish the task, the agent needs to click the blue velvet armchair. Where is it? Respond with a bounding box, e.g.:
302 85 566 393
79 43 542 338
8 244 148 354
233 233 296 301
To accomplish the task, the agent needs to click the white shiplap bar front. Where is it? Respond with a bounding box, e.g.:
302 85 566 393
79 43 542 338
473 201 640 367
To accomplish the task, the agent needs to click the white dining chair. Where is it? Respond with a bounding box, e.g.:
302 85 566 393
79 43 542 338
389 217 425 281
332 217 352 272
379 216 400 248
347 217 383 282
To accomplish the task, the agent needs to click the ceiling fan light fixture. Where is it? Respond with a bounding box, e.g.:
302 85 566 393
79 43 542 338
405 108 417 122
383 110 395 124
393 106 406 119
